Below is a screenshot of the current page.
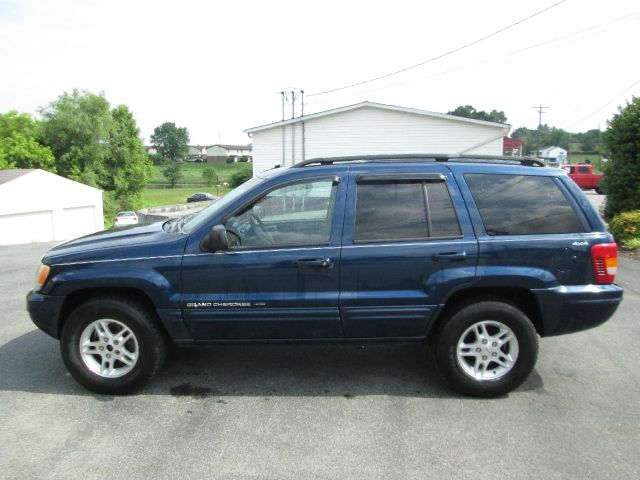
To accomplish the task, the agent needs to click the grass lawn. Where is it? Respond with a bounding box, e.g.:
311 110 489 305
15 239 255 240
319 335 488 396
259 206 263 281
141 186 232 209
142 162 249 208
150 162 250 185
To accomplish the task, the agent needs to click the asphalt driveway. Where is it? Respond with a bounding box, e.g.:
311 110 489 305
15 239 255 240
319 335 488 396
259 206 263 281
0 241 638 479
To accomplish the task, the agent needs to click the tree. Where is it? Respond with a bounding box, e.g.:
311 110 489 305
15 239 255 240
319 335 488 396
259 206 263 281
103 105 153 210
39 90 113 182
150 122 189 162
0 111 55 170
202 167 218 187
38 90 152 220
163 162 183 188
602 97 640 219
447 105 508 124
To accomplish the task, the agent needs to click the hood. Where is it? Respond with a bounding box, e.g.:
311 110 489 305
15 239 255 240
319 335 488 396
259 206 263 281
44 220 187 265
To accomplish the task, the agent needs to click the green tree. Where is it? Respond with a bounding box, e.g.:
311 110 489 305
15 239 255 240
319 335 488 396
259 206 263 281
103 105 153 211
150 122 189 162
38 90 152 221
202 167 218 187
229 167 252 187
0 111 55 170
447 105 508 124
39 90 113 182
602 97 640 219
163 162 183 188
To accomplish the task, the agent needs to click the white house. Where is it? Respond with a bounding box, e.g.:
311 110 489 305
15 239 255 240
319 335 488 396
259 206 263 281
539 146 567 164
206 144 253 164
244 101 510 174
0 169 104 246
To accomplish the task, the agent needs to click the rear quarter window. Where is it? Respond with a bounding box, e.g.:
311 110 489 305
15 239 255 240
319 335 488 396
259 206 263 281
464 173 585 235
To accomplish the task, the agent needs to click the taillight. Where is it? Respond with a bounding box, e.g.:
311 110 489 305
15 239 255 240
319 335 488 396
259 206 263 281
591 243 618 284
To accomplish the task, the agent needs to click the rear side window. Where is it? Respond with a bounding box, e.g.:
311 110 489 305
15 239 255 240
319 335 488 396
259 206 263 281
354 179 461 242
465 173 585 235
578 166 590 174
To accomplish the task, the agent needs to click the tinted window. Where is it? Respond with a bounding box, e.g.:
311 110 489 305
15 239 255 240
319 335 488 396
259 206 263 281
427 182 461 238
578 166 589 174
465 174 585 235
355 180 461 242
225 179 337 248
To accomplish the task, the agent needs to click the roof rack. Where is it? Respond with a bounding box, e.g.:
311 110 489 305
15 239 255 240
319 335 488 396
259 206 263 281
292 154 545 168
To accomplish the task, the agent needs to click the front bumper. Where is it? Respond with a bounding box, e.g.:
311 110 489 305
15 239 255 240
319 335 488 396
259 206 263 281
532 283 624 336
26 290 66 339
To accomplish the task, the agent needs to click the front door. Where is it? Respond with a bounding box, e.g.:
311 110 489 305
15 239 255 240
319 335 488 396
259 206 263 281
181 174 346 340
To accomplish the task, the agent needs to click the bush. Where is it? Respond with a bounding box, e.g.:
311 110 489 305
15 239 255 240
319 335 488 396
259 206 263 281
229 167 252 188
602 97 640 219
148 153 165 165
202 167 218 187
609 210 640 243
163 161 182 188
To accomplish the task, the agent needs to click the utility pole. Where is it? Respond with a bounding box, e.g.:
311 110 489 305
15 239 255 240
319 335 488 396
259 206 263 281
283 88 302 165
532 105 549 156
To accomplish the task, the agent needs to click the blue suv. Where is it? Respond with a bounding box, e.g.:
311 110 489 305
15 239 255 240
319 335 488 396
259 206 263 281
27 155 623 397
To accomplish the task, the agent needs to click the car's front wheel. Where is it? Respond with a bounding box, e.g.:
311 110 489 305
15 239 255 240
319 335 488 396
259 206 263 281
434 300 538 397
61 297 168 394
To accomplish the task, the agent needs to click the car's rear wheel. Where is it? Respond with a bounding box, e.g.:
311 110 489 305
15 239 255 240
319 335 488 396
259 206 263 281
434 300 538 397
61 297 168 394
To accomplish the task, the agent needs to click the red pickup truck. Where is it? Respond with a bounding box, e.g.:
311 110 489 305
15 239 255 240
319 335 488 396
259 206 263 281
562 164 603 194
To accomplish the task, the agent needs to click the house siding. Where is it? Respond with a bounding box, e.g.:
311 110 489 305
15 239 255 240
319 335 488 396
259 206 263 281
251 106 507 174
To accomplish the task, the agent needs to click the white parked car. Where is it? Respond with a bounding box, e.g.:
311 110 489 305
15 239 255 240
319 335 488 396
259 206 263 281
114 211 139 227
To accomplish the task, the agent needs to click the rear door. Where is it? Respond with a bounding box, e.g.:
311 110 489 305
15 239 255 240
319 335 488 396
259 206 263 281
339 164 478 338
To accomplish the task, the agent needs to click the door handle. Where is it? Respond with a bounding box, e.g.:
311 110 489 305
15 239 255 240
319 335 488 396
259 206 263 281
432 251 467 262
294 258 332 268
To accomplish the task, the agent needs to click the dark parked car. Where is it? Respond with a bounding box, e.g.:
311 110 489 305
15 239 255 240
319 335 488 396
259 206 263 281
27 155 623 397
187 192 215 203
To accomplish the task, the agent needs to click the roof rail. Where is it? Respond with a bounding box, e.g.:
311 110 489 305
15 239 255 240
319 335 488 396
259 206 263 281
292 154 545 168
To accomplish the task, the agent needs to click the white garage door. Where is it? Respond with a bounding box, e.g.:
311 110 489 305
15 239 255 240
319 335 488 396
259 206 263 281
61 205 96 240
0 210 54 245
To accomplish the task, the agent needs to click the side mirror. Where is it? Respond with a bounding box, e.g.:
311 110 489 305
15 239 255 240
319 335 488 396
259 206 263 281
202 224 229 252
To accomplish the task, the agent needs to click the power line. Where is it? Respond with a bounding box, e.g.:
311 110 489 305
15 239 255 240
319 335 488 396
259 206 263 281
305 11 639 109
565 78 640 129
308 0 569 97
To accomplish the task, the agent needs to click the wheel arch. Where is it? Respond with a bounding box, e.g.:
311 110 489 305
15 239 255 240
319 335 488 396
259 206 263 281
58 288 169 340
430 286 545 338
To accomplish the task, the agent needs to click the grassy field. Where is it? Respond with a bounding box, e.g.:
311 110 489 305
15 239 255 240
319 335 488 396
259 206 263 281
142 162 249 208
568 154 605 173
150 162 250 185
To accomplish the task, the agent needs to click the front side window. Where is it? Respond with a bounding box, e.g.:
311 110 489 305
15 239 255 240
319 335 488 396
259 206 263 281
354 179 461 242
465 173 585 235
225 178 337 248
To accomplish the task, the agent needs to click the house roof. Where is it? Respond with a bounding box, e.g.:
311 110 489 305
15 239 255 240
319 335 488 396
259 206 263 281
207 144 252 151
244 101 510 134
0 169 35 186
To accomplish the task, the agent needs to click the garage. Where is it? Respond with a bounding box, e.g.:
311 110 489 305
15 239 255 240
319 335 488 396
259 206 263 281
0 169 103 245
245 101 510 174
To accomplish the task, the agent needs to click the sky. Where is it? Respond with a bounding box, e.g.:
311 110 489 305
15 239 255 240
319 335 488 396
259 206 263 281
1 0 639 146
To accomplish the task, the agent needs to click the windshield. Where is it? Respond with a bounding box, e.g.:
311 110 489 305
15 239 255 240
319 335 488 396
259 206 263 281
180 176 265 234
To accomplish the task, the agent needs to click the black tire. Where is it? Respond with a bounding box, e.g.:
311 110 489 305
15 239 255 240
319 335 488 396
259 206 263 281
434 300 538 398
595 187 603 195
60 297 168 394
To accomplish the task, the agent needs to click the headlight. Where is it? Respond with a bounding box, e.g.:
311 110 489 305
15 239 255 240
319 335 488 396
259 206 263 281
34 263 51 292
